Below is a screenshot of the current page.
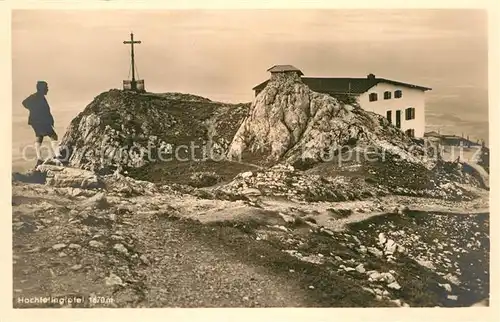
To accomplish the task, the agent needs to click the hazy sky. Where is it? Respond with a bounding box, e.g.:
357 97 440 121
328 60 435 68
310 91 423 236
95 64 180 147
11 9 489 146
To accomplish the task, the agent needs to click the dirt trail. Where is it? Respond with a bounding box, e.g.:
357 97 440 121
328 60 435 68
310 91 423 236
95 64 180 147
465 162 490 189
11 183 385 307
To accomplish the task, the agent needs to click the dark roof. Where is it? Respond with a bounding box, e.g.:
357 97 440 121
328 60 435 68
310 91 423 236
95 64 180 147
302 77 376 94
267 65 304 76
253 76 432 93
424 131 441 137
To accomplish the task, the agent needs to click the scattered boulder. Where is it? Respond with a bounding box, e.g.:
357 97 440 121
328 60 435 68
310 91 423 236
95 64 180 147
89 240 104 248
384 239 397 255
438 283 452 293
105 273 125 287
443 273 461 286
355 264 366 273
278 212 295 224
395 205 410 215
103 173 157 196
367 247 383 258
51 243 67 251
70 264 82 271
113 244 129 256
240 171 253 179
387 281 402 290
39 165 104 189
79 192 109 209
140 255 151 266
241 188 262 198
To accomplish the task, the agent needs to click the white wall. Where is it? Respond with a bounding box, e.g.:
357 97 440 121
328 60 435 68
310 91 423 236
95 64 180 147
357 82 427 138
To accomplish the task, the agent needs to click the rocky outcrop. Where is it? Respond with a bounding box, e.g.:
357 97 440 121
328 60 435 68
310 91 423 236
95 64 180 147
12 164 160 198
213 164 386 202
211 163 479 202
227 72 427 166
59 90 249 173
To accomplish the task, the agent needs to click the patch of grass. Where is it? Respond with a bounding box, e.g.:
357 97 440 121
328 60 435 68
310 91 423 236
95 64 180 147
127 160 257 186
188 172 223 188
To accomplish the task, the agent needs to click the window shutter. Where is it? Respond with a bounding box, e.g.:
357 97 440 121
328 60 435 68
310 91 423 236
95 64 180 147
405 107 415 120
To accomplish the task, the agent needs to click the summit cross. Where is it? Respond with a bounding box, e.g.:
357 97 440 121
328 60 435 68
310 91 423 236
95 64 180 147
123 32 142 90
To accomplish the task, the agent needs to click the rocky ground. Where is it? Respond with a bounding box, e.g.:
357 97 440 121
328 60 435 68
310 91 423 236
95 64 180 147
12 164 489 308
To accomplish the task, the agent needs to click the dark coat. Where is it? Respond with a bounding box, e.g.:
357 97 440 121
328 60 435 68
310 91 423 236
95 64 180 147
22 93 54 126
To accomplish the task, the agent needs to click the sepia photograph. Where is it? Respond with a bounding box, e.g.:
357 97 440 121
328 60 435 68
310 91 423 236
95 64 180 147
9 6 491 311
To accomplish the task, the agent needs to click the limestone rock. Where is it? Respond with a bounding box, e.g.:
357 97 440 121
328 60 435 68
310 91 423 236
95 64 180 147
387 282 401 290
59 89 249 172
38 165 104 189
70 264 83 270
227 72 426 166
102 173 158 196
113 243 129 255
395 205 410 215
105 273 125 287
79 192 109 209
241 188 262 197
438 283 452 292
89 240 104 248
367 247 383 258
355 264 366 273
52 243 67 251
443 273 461 286
240 171 253 179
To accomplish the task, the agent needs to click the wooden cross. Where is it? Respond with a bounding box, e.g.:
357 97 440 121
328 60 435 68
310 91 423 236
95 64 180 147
123 32 142 89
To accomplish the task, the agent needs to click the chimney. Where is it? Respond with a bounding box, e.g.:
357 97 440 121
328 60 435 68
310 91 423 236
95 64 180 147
367 73 376 80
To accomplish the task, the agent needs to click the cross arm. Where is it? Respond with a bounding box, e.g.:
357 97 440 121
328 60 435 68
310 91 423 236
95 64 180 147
123 40 142 44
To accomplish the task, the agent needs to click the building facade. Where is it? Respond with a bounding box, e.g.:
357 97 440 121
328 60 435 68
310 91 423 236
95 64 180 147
357 81 426 138
253 65 431 138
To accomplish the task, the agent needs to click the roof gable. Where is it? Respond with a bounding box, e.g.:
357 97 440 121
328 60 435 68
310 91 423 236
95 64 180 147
375 78 432 91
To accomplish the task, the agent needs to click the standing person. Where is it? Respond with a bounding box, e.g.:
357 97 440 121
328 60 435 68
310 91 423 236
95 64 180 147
22 81 62 168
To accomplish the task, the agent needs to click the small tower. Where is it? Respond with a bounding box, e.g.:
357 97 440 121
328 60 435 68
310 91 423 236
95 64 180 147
267 65 304 80
123 32 146 92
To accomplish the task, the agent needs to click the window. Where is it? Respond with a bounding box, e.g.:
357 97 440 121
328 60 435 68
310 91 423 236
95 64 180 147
405 107 416 120
384 91 391 100
394 90 402 98
369 93 378 102
386 110 392 124
405 129 415 138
